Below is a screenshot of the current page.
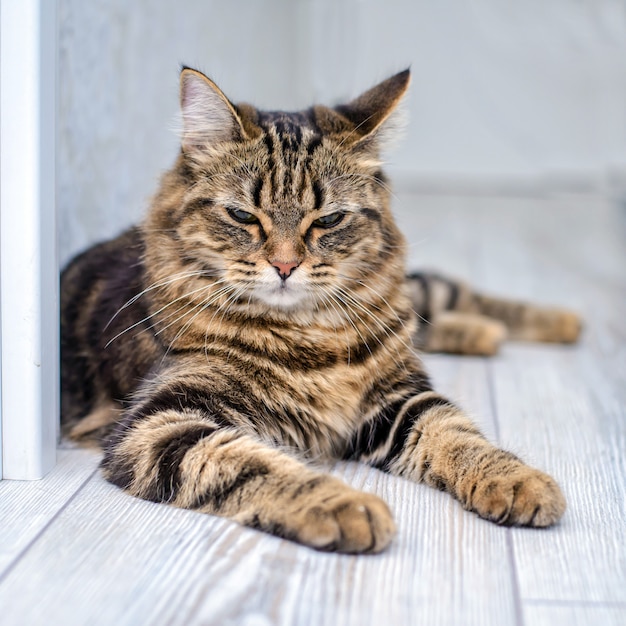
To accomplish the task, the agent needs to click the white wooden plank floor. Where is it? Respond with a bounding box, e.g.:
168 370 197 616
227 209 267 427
1 192 625 626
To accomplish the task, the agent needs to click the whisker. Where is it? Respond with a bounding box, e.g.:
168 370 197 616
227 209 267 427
103 269 217 331
162 284 240 363
336 111 379 148
103 281 219 348
118 279 231 349
338 273 430 328
326 171 398 202
316 287 351 365
203 286 249 361
319 285 373 361
335 285 413 370
153 283 233 338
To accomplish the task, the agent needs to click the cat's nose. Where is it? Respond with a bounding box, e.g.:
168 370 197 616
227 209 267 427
271 260 299 280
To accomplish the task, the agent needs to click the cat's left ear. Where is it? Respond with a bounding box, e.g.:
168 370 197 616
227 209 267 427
334 69 411 148
179 67 248 151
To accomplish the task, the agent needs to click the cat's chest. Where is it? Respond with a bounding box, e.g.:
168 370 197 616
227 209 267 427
236 324 402 422
165 320 415 457
244 356 378 456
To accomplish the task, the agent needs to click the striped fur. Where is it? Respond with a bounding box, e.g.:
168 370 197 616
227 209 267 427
61 68 577 552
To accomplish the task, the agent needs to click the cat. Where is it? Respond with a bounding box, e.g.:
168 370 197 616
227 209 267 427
61 67 581 553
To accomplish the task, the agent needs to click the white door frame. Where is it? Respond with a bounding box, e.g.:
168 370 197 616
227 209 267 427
0 0 58 479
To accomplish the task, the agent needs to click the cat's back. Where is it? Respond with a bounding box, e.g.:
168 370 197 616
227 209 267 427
61 227 163 431
61 227 144 311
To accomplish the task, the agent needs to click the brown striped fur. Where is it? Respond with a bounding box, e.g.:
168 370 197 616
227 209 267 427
61 68 579 552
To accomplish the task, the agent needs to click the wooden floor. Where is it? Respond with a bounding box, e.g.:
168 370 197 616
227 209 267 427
1 192 625 626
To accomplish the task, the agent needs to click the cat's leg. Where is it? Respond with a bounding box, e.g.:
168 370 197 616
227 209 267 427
102 407 395 553
407 272 582 354
65 399 122 446
469 292 582 343
423 311 507 356
347 391 565 527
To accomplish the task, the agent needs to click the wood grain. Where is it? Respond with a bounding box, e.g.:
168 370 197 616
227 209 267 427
0 448 100 576
479 196 626 605
524 603 626 626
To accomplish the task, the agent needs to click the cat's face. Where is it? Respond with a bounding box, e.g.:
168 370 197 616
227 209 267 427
153 69 410 314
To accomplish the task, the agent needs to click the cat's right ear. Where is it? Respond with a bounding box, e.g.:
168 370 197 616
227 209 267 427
179 68 247 151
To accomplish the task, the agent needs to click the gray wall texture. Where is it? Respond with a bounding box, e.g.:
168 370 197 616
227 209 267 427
58 0 626 265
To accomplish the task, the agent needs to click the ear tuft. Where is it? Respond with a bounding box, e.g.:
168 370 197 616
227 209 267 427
179 68 246 151
335 69 411 142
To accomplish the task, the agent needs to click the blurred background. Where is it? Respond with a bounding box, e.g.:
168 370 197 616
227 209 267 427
57 0 626 267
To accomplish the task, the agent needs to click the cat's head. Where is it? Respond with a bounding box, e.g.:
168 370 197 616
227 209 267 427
147 67 410 314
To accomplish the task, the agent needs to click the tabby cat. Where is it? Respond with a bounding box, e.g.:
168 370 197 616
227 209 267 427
61 68 581 553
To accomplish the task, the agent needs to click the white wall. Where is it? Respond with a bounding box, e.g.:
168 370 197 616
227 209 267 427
298 0 626 190
58 0 626 265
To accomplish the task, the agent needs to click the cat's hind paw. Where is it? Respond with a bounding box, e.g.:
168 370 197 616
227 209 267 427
545 309 583 344
512 308 583 344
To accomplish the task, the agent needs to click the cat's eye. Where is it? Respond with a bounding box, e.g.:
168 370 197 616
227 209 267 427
227 207 259 224
312 212 344 228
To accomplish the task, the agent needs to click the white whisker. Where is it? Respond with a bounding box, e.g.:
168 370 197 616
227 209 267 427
316 287 351 365
162 284 241 363
335 285 413 372
104 281 220 349
103 269 216 331
154 282 233 338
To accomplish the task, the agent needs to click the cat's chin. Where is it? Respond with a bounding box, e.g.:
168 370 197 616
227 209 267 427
252 285 311 310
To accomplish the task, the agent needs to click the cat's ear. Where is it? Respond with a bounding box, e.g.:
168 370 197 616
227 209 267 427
333 69 411 146
179 67 247 151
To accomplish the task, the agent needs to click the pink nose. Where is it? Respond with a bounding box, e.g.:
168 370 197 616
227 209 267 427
271 260 299 279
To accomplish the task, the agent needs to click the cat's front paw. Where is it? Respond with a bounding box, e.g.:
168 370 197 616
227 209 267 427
469 466 566 527
292 487 396 553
